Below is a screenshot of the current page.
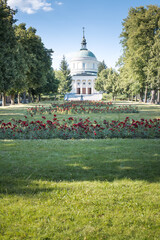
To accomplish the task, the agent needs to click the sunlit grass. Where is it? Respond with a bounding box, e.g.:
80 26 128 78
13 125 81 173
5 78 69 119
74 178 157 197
0 101 160 239
0 139 160 239
0 101 160 123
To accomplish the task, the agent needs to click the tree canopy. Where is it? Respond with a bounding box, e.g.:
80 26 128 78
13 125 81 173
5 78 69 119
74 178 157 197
97 60 107 76
0 0 17 105
0 0 58 105
57 56 72 94
119 5 160 103
95 68 119 100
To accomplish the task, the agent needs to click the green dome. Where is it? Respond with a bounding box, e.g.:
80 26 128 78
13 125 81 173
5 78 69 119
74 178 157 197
74 50 96 59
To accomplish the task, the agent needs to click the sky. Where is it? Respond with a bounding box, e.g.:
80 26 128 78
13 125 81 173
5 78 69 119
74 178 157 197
8 0 160 70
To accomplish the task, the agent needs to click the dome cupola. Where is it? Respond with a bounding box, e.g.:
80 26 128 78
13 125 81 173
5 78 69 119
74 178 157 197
70 28 98 76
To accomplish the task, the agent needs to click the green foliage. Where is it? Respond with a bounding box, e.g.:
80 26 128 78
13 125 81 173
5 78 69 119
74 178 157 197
0 0 17 96
119 5 160 102
147 29 160 90
43 68 59 94
57 56 72 94
95 68 119 99
26 26 53 93
0 0 54 104
97 60 107 76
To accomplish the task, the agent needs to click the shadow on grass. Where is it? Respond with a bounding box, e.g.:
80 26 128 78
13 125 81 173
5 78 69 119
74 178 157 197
0 139 160 195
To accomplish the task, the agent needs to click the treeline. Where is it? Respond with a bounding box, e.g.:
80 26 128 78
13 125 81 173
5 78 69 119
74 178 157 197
0 0 72 106
96 5 160 103
0 0 58 105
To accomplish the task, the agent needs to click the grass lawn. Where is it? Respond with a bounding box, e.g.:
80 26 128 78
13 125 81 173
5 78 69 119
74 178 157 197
0 101 160 239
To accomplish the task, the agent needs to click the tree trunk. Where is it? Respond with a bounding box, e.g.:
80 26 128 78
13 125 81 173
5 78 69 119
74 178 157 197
150 90 156 103
128 95 131 101
144 86 148 103
157 90 160 104
139 91 143 102
18 93 21 104
38 94 41 102
23 92 26 104
32 93 35 103
131 93 133 101
28 90 32 103
2 92 6 106
36 95 41 103
135 95 138 102
11 94 15 105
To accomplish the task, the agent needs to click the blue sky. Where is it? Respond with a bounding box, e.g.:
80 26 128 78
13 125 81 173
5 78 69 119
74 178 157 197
8 0 160 70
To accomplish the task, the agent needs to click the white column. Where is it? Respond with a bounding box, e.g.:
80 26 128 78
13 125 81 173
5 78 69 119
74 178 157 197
75 80 77 93
80 80 82 94
86 80 88 94
92 79 94 93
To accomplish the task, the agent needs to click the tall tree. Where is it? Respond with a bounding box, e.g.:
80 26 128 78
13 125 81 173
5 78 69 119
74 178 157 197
26 27 53 102
95 68 119 100
14 24 54 102
57 56 72 94
97 60 107 76
35 68 59 101
147 28 160 103
8 24 29 104
0 0 17 105
120 5 160 102
117 55 141 100
95 69 109 93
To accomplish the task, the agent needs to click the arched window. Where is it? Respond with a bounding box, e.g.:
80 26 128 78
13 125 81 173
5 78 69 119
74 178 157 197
83 63 85 70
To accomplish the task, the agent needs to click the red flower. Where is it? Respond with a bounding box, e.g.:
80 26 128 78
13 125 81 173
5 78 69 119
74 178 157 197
132 123 138 128
68 117 74 120
47 120 52 124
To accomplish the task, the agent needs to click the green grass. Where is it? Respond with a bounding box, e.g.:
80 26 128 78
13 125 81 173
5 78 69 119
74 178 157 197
0 101 160 123
0 101 160 239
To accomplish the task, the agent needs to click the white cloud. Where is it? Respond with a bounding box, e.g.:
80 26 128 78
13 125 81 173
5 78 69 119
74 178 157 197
55 1 63 6
8 0 53 14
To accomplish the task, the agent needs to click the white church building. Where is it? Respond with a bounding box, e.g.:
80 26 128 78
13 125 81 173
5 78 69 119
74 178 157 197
65 29 102 101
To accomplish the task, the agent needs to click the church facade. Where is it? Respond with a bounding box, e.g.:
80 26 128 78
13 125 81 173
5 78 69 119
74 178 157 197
65 29 102 101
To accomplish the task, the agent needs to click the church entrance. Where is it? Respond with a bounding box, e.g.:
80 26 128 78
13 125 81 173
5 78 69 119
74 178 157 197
88 88 92 94
82 88 86 94
77 88 80 94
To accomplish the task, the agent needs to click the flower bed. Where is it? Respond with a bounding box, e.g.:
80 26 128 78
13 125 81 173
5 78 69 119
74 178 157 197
51 101 113 107
0 116 159 139
27 102 138 115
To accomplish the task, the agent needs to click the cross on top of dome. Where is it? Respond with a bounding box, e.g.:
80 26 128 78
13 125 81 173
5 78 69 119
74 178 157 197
81 27 88 50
